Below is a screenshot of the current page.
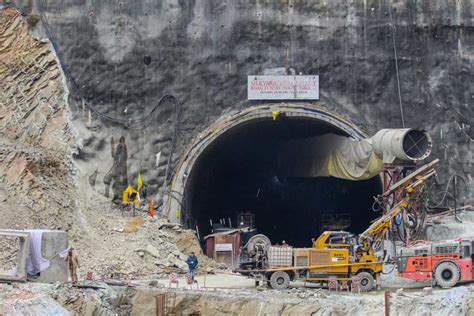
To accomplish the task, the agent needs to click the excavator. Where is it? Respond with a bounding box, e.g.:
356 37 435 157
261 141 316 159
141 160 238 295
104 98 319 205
236 159 439 291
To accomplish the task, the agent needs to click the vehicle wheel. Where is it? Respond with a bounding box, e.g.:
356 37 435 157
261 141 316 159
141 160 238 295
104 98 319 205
269 271 290 290
435 261 460 288
357 272 375 292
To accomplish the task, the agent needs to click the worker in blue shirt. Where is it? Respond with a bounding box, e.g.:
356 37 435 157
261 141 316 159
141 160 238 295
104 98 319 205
186 252 198 282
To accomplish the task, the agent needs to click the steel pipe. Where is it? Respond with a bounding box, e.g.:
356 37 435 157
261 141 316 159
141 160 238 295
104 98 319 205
371 129 432 163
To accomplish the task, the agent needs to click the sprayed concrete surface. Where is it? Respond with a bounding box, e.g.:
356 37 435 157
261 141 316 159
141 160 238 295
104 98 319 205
8 0 472 206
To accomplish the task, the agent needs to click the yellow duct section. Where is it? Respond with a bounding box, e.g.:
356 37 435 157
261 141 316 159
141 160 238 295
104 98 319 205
322 136 384 180
278 129 431 181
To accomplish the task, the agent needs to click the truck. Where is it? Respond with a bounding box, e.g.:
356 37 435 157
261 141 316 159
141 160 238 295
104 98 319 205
397 237 474 288
236 230 383 291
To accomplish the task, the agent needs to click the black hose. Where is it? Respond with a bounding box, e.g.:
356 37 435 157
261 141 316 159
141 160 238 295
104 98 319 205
381 263 396 275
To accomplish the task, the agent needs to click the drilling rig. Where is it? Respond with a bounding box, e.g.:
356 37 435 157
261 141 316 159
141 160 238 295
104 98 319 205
237 129 439 291
236 159 439 291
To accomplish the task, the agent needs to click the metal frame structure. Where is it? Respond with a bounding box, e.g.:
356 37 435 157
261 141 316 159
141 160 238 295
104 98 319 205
0 230 30 282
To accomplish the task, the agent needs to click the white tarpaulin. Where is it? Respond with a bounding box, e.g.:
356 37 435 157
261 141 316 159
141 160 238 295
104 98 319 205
278 134 383 180
26 230 50 275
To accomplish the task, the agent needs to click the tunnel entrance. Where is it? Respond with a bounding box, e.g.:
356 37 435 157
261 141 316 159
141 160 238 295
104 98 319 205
182 113 382 247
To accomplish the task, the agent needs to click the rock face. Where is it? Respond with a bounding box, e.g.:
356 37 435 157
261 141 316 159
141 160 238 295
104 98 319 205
10 0 470 206
0 7 224 280
0 7 76 231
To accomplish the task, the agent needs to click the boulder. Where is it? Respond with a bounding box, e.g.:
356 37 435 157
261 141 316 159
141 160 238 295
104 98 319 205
145 245 160 258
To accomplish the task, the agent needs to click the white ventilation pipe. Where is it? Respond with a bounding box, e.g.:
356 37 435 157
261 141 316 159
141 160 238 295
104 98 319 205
371 129 432 163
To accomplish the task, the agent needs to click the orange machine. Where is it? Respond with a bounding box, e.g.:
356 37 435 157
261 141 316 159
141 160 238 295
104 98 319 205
397 238 474 288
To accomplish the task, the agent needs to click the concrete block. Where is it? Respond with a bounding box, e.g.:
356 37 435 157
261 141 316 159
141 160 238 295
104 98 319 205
37 230 68 283
0 230 29 282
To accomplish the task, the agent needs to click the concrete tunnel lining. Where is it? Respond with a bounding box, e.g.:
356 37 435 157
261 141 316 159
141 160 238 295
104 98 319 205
166 103 382 246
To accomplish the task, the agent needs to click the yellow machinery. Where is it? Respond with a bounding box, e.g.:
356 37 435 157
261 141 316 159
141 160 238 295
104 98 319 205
300 230 383 291
236 230 384 291
236 160 439 291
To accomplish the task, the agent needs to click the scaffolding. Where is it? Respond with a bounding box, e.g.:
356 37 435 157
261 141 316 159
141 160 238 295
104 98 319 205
155 291 177 316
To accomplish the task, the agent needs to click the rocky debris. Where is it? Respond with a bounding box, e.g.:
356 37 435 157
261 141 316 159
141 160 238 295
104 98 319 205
134 240 189 271
440 286 470 310
52 283 128 315
0 236 20 273
0 7 76 233
0 8 221 282
126 283 474 316
1 275 474 315
395 288 406 297
71 206 219 280
147 280 161 287
425 210 474 241
0 283 69 315
423 287 433 296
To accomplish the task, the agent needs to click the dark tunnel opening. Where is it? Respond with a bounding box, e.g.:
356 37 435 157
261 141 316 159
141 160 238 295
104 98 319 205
184 117 382 247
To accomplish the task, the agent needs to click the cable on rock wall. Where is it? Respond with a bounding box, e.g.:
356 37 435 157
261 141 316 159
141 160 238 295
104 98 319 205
388 4 406 128
35 0 182 191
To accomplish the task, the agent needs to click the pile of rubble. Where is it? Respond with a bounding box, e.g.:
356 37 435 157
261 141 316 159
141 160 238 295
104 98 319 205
75 215 219 280
68 186 221 279
425 208 474 241
0 283 69 315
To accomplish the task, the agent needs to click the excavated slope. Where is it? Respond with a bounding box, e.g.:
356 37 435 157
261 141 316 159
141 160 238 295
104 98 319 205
0 8 209 278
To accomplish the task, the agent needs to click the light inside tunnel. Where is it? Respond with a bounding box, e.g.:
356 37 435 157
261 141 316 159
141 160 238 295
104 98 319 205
183 117 382 247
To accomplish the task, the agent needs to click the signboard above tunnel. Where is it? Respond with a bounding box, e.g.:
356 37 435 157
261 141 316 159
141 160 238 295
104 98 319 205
247 75 319 100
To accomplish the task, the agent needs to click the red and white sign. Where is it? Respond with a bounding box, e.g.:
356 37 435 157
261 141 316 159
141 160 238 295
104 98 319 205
248 75 319 100
169 272 178 283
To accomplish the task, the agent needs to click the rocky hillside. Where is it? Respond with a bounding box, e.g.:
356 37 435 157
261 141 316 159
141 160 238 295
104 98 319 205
0 7 76 231
0 7 210 278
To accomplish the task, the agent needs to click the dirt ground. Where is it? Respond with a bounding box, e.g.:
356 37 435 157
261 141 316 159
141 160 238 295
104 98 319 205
1 273 473 315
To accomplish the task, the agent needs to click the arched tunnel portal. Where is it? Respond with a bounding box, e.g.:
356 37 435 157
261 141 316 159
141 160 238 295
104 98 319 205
167 104 382 247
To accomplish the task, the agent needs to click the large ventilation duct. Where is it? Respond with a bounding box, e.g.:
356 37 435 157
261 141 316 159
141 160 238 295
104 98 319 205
278 129 432 181
371 129 432 163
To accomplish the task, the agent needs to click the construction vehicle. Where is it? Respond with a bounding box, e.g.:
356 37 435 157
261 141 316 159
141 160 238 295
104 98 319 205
397 237 474 288
236 230 383 291
235 206 403 291
236 159 439 291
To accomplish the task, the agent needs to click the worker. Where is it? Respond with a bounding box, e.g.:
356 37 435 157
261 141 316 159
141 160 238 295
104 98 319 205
65 248 79 284
186 252 198 282
281 240 289 247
